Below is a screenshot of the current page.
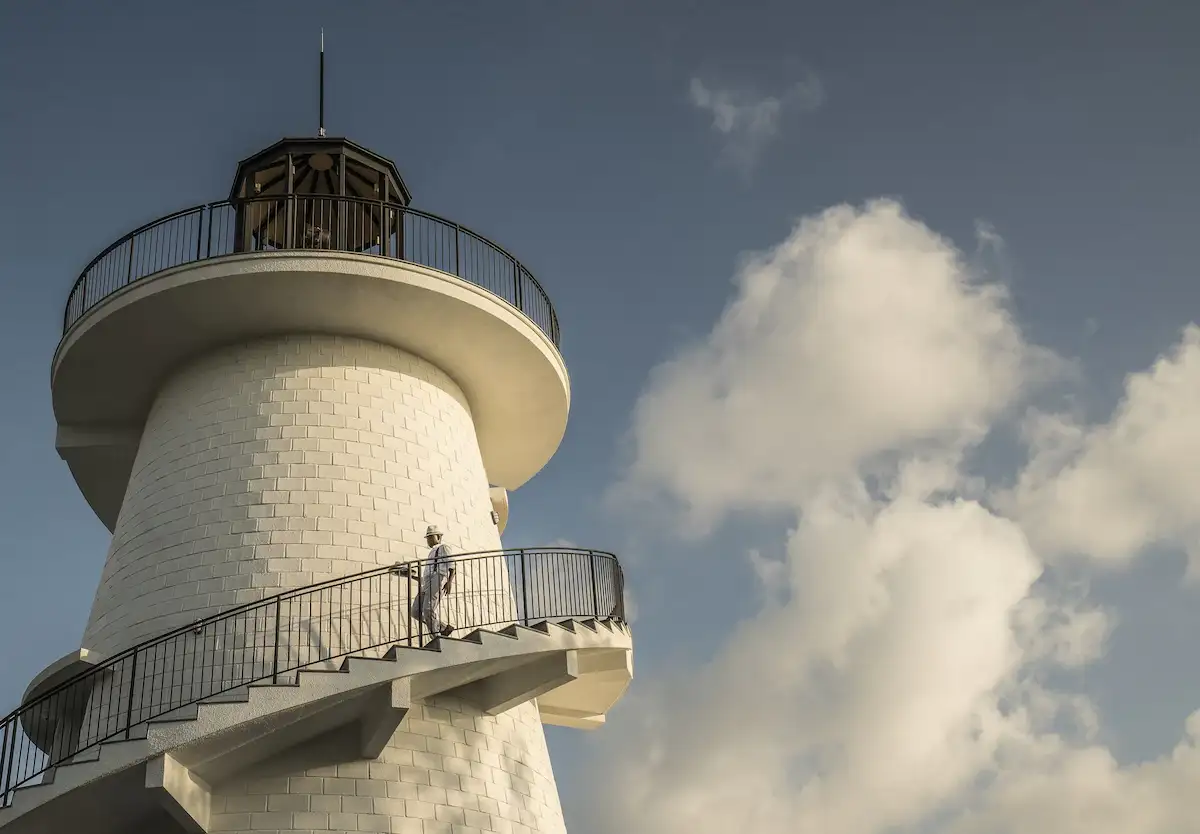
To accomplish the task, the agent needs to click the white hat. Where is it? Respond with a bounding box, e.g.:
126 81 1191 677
425 525 443 538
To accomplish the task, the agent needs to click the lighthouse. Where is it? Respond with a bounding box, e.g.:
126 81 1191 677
0 61 632 834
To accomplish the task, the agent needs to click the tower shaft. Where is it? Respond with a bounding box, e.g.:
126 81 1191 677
78 334 568 832
85 335 502 654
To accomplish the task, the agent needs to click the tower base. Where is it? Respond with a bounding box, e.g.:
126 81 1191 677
206 695 567 834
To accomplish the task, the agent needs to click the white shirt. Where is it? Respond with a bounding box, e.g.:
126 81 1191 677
423 542 454 578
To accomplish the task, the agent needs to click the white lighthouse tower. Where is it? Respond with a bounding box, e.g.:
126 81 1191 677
0 63 632 833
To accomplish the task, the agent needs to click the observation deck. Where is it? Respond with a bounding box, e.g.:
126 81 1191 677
51 137 570 530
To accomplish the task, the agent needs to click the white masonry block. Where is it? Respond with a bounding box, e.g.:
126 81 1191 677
40 333 580 833
84 335 504 648
75 335 517 747
208 695 568 834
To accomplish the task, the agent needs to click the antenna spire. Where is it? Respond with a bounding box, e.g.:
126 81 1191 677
318 30 326 138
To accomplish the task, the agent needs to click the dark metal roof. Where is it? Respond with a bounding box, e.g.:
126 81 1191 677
228 137 413 205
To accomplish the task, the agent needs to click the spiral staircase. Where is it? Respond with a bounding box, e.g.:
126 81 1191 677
0 549 632 833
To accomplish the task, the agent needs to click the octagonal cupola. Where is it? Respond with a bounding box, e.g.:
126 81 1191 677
227 137 412 253
228 137 412 205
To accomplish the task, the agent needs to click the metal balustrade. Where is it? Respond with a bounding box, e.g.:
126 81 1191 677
0 547 623 805
62 195 560 346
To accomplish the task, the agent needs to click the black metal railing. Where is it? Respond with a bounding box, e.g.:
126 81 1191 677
62 195 560 346
0 547 622 806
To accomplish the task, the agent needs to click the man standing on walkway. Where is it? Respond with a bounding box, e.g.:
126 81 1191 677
399 524 456 638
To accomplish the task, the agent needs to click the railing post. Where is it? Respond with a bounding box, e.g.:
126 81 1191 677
124 650 139 740
3 712 17 806
453 224 461 275
0 717 11 806
520 549 530 626
406 563 413 647
590 552 600 619
272 599 282 684
416 563 426 646
513 256 522 310
206 204 215 257
195 206 204 261
285 195 296 250
380 201 388 257
126 237 136 286
397 207 406 263
337 196 347 251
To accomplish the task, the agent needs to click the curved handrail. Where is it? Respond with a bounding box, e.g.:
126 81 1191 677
62 194 560 346
0 547 623 803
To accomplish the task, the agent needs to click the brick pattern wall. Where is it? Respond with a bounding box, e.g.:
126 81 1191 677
209 696 568 834
72 335 571 832
82 334 503 656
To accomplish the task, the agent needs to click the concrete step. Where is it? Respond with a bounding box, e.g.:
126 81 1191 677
199 687 250 705
0 618 632 832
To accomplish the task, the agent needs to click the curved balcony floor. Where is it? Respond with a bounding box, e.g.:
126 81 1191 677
52 252 570 530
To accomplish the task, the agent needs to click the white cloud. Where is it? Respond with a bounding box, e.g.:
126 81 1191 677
588 479 1072 834
615 199 1048 534
1012 584 1111 669
688 74 823 174
583 199 1200 834
946 720 1200 833
1006 325 1200 570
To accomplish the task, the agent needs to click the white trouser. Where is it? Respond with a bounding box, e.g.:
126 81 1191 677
411 571 449 634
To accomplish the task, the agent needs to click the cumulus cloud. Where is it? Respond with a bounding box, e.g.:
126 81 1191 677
1012 584 1111 669
614 494 1045 834
688 74 823 174
584 199 1200 834
593 200 1053 832
615 199 1048 534
947 720 1200 833
1007 325 1200 570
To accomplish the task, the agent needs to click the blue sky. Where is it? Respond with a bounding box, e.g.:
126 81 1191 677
2 2 1200 832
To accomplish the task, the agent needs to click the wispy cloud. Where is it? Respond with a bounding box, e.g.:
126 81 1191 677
974 219 1005 254
688 74 824 176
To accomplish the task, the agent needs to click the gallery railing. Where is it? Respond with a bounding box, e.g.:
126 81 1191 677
0 547 622 805
62 194 560 346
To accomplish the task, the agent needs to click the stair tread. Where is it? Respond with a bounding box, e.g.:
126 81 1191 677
200 689 251 704
0 615 619 807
